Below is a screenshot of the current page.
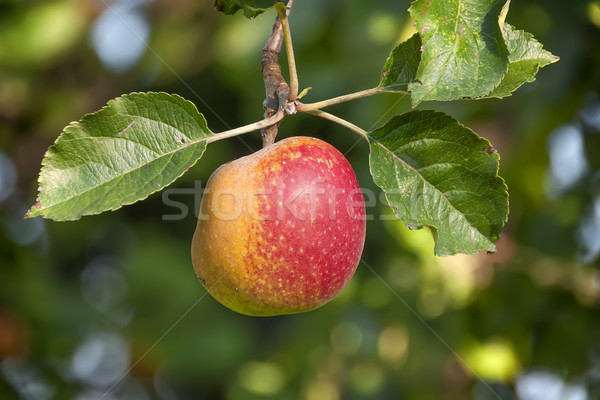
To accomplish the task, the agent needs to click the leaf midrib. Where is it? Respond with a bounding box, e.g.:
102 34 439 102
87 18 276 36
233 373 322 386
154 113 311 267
369 133 494 246
40 122 211 212
373 131 493 180
414 0 506 101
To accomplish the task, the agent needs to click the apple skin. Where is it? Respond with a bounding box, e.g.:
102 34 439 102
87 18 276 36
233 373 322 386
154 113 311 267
191 136 366 316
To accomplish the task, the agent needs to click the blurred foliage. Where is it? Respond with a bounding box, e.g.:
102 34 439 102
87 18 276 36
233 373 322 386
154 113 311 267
1 0 600 399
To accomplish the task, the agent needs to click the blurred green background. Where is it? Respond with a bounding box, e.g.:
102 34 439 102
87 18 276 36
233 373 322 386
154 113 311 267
1 0 600 399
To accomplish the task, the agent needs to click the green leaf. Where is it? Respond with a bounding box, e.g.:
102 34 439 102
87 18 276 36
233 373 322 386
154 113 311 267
368 111 508 256
408 0 510 106
487 24 559 98
378 33 422 93
213 0 280 18
27 92 213 221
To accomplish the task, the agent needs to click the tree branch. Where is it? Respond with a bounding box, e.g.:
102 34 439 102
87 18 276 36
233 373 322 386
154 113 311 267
260 0 295 147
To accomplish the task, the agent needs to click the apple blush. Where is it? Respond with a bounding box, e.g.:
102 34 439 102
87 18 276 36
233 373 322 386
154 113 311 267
191 136 366 316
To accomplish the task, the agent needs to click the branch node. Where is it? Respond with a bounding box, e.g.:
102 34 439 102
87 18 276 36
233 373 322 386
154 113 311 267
284 100 297 115
260 1 295 148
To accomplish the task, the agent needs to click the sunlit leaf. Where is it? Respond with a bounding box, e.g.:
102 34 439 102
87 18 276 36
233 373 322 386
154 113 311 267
27 92 212 221
408 0 509 106
368 111 508 256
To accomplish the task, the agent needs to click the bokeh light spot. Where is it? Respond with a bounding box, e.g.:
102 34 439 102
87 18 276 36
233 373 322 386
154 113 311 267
71 332 129 388
330 322 363 355
81 257 128 313
305 379 339 400
3 205 45 246
516 370 588 400
546 124 588 198
464 340 521 382
577 197 600 263
587 1 600 29
350 362 385 395
367 13 397 44
0 152 17 203
377 325 409 364
238 361 285 396
91 1 150 74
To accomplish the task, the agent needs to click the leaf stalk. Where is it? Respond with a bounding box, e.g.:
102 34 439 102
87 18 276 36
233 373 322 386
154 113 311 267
296 87 387 112
207 110 285 144
305 110 368 139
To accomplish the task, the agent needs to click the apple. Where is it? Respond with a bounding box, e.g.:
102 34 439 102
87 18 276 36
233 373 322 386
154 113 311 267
191 136 366 316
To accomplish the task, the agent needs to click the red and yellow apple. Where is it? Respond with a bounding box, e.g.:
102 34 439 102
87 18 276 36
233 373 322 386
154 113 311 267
191 136 366 316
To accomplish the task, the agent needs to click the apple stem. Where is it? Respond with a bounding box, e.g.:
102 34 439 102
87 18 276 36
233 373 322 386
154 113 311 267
276 2 299 101
305 110 368 139
207 110 285 144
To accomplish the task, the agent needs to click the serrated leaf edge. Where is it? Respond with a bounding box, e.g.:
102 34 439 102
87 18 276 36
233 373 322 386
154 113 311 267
407 0 511 106
377 33 422 93
368 111 509 255
27 92 213 221
484 23 559 99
